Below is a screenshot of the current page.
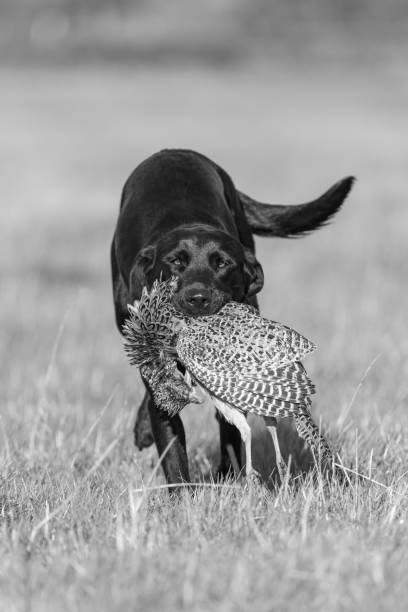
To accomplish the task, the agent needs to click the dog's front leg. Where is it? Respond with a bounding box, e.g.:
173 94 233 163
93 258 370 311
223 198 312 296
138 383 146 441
146 396 190 485
135 362 190 486
133 392 154 450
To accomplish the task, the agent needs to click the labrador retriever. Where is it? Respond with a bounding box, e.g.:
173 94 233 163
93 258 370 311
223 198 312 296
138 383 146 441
111 149 354 484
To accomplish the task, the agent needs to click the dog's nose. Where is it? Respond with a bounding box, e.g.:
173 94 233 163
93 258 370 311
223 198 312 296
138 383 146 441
184 286 211 311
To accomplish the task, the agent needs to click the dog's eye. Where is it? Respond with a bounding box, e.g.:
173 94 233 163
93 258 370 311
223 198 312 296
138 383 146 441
217 258 229 269
171 257 182 267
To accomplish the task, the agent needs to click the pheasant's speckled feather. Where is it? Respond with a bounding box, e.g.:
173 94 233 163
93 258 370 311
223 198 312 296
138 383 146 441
122 278 191 415
123 278 181 367
179 303 315 367
140 360 191 417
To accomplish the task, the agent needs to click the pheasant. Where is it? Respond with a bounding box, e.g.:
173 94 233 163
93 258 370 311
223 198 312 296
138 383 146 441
123 278 336 480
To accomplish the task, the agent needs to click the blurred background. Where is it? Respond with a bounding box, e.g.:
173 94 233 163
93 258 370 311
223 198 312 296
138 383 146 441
2 0 408 65
1 1 407 475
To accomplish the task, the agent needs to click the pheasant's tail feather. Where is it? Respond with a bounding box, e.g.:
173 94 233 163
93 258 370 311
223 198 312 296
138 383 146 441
293 411 336 470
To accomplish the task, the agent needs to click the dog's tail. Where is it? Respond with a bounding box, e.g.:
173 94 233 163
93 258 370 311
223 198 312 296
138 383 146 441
239 176 355 238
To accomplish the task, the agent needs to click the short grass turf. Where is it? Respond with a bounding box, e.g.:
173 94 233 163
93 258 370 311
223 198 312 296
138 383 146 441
1 62 408 611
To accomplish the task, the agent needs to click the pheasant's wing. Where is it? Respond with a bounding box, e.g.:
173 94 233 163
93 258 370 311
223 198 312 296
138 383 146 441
177 326 315 418
175 300 317 418
177 317 315 378
192 302 316 367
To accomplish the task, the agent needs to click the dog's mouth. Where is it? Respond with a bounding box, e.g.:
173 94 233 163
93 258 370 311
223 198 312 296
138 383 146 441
171 290 228 318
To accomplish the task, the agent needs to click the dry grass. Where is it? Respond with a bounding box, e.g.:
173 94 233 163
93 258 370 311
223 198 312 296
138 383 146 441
1 61 408 611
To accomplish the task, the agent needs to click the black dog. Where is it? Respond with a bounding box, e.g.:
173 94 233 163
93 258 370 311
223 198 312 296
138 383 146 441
111 149 354 484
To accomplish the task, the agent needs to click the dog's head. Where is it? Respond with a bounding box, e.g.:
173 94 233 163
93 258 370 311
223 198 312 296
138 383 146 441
129 226 263 315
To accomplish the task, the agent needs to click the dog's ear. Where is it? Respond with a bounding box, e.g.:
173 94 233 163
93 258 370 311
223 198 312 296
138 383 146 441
129 246 157 299
243 248 264 297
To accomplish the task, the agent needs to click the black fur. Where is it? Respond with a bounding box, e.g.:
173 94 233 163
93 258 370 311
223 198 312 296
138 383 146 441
111 149 354 484
239 176 355 237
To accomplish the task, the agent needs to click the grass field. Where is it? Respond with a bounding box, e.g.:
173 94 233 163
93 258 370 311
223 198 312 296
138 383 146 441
1 61 408 611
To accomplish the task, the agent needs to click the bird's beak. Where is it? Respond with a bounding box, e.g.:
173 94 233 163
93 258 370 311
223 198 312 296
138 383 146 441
171 317 187 332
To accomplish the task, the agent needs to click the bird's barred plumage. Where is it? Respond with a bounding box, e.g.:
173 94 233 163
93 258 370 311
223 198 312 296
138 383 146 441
123 278 335 469
293 412 334 465
175 301 316 418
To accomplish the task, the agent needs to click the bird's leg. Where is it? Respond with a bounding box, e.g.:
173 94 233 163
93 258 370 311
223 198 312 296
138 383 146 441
232 412 257 482
240 418 253 477
213 399 259 481
264 417 288 482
